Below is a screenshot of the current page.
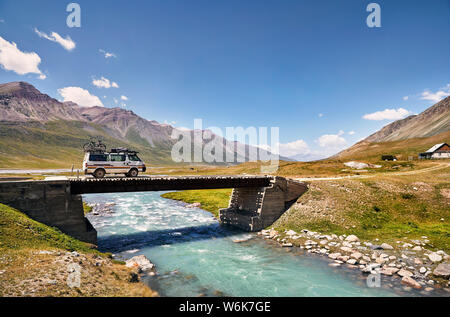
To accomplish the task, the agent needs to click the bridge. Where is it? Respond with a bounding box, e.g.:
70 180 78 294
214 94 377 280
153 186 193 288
0 175 307 244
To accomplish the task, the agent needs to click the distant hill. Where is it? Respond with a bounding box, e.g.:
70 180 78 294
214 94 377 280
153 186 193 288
0 81 281 168
336 96 450 161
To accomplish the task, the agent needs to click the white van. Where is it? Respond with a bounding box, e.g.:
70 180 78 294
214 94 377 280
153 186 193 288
83 149 146 178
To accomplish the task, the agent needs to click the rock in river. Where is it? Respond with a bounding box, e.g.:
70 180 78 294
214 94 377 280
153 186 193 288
401 276 422 289
380 243 394 250
328 253 341 260
126 255 154 273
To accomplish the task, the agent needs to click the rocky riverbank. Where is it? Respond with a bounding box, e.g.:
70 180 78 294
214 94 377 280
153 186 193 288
260 228 450 294
0 202 158 297
0 248 158 297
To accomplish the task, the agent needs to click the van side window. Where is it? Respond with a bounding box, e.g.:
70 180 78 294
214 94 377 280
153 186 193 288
89 154 108 161
110 154 126 162
128 154 141 161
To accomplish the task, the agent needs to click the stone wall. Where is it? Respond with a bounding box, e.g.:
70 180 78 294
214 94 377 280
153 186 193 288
0 180 96 244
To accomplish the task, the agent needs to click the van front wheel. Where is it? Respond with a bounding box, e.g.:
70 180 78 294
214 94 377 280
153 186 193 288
128 168 138 178
93 169 106 179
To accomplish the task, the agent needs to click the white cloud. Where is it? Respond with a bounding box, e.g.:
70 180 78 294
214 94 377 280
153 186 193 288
420 84 450 103
277 139 310 157
258 139 310 158
318 113 323 118
121 95 128 101
58 87 103 108
348 131 355 135
34 28 75 51
403 96 408 101
92 76 119 89
363 108 411 121
99 49 116 59
316 130 347 148
0 36 45 79
113 98 118 104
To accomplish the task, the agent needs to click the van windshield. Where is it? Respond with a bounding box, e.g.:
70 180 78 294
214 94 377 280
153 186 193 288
128 154 141 162
89 154 108 162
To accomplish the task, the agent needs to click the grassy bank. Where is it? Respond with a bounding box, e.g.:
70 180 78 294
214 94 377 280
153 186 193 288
274 167 450 252
161 189 232 218
0 203 157 297
161 165 450 252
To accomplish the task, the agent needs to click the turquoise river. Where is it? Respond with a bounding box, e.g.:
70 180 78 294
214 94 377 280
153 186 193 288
84 191 428 297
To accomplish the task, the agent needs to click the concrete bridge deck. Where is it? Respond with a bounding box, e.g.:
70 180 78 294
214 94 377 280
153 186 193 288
69 175 273 194
0 175 308 245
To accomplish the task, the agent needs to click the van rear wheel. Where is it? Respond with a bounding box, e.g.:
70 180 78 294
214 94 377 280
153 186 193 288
93 169 106 179
128 168 138 178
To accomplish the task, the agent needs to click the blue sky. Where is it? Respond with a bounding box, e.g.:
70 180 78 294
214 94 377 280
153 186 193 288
0 0 449 160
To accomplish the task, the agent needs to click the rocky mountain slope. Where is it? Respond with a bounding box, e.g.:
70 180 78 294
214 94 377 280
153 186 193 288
0 82 86 122
364 96 450 143
336 96 450 160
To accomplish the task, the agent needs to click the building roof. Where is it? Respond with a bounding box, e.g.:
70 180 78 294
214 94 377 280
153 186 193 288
425 143 447 153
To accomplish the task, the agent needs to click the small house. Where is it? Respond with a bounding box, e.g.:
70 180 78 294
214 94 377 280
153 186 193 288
381 155 397 161
419 143 450 159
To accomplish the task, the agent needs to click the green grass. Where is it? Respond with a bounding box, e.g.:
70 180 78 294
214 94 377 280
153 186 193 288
275 167 450 251
161 189 232 218
0 203 99 253
83 202 93 215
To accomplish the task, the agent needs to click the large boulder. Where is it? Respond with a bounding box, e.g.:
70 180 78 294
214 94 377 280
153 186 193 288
345 235 359 242
125 255 154 273
428 253 443 263
380 243 394 250
344 162 369 169
433 263 450 278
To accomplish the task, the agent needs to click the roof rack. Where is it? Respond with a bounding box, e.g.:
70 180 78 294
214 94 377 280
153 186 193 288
110 148 139 154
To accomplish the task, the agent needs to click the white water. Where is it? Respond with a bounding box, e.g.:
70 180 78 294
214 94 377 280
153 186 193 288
84 192 421 297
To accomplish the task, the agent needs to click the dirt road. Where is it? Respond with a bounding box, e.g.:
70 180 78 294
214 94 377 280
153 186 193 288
294 162 449 182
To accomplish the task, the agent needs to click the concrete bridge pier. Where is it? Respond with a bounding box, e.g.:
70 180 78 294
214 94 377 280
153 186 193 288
219 177 308 231
0 180 97 244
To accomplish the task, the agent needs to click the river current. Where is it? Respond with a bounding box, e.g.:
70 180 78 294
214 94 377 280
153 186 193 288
84 191 423 297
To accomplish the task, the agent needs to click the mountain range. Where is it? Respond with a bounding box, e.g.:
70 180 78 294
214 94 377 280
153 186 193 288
0 82 284 168
0 81 448 168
